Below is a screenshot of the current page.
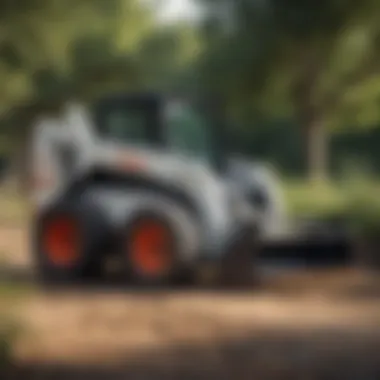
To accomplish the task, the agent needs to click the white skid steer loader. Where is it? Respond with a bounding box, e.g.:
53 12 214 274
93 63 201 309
30 93 287 286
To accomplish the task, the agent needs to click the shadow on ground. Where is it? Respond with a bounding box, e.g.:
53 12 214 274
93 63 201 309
7 328 380 380
2 264 380 380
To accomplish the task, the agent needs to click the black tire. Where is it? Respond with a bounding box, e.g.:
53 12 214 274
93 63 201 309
122 211 187 287
219 226 261 289
32 199 110 285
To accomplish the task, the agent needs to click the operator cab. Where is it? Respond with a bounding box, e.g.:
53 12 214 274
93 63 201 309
92 93 226 171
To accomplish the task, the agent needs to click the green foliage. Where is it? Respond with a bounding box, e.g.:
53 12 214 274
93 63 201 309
284 180 347 219
137 23 202 92
0 0 156 119
197 0 380 126
285 174 380 243
194 0 380 180
284 159 379 210
340 177 380 238
0 0 203 123
0 0 205 176
0 327 13 370
4 0 380 184
345 197 380 238
0 315 23 371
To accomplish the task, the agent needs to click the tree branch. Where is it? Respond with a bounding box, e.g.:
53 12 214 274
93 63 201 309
322 56 380 114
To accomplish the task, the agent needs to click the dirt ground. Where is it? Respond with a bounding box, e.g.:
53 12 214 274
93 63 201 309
2 225 380 380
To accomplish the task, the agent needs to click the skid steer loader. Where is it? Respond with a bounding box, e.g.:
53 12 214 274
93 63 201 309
30 93 287 286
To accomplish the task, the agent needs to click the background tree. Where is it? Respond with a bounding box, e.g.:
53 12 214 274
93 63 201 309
0 0 156 189
197 0 380 181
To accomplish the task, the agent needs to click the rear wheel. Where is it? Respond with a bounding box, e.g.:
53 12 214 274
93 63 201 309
41 215 81 269
33 200 109 285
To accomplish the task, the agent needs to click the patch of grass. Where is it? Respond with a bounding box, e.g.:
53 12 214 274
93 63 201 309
0 283 32 300
0 317 22 372
284 180 346 219
0 190 29 225
284 178 380 221
0 281 28 374
0 282 31 374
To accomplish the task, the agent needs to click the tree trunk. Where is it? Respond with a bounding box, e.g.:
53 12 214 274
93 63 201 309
303 114 328 183
293 50 328 183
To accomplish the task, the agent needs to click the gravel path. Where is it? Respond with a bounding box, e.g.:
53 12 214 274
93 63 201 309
2 225 380 379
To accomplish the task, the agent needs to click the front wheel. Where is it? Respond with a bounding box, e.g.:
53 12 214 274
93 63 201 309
122 211 189 286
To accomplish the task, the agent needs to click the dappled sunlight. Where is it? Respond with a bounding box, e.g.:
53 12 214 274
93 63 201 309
8 288 380 379
2 0 380 378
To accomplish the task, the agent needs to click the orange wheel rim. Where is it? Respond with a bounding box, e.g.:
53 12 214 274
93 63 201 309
42 216 80 267
129 220 173 277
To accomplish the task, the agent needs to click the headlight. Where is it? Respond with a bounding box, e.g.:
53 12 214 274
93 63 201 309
248 187 269 211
